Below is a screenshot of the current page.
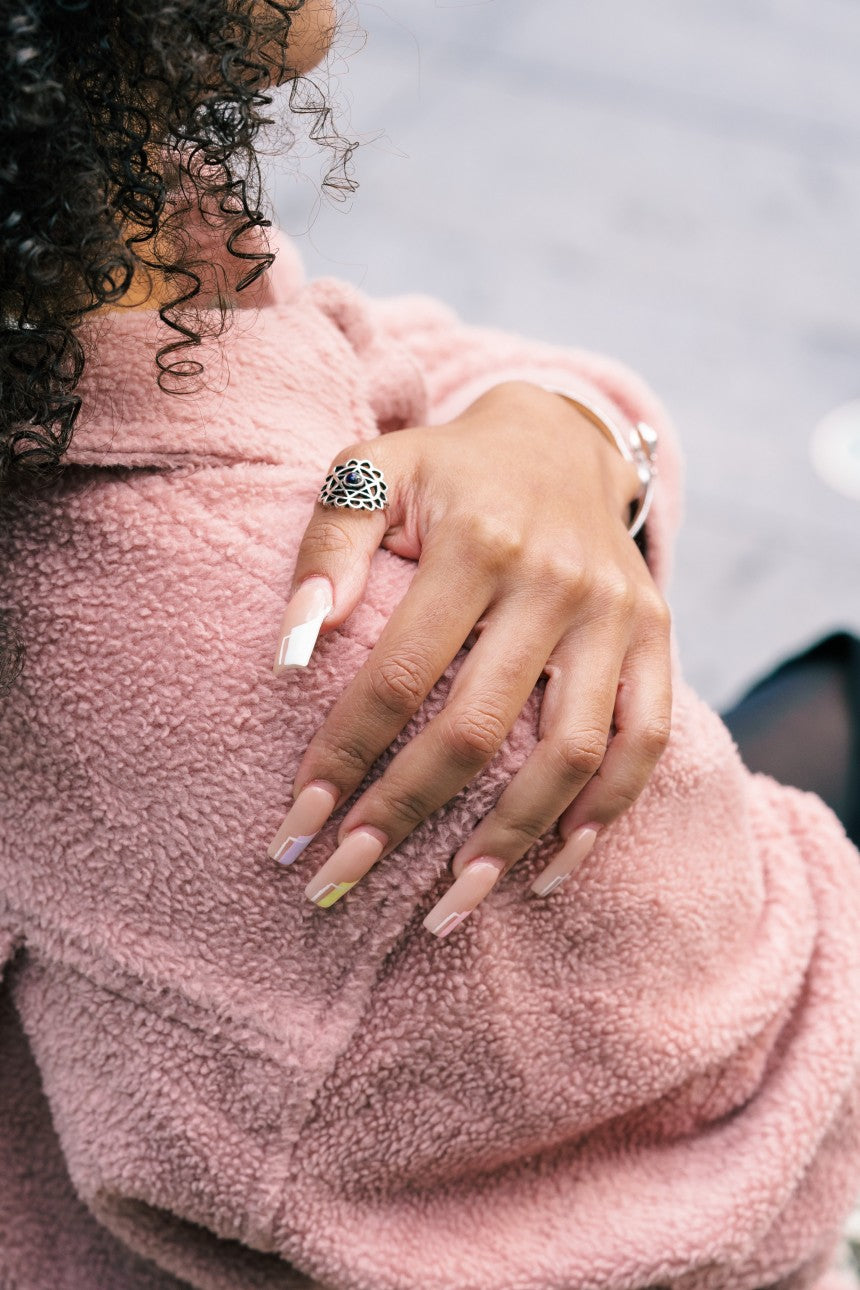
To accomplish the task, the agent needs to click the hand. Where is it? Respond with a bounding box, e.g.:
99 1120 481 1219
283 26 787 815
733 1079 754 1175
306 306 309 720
267 381 672 932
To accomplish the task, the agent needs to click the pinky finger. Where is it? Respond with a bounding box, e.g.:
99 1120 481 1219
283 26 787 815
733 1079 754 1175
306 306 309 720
555 644 672 844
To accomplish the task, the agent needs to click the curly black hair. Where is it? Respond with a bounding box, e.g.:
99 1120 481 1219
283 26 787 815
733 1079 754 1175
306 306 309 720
0 0 354 690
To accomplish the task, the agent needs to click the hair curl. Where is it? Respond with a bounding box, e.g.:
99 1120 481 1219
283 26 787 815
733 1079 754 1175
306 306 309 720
0 0 354 689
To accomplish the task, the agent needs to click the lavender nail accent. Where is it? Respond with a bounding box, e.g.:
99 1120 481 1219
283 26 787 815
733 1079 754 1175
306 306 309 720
273 832 316 866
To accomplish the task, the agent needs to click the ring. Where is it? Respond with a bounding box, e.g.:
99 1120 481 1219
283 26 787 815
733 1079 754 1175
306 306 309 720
318 458 389 511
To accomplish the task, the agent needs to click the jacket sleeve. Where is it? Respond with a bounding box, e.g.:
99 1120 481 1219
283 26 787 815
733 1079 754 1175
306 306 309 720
366 292 684 599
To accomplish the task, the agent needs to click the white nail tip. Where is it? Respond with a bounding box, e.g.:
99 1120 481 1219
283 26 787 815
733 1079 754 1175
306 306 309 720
430 910 470 938
278 612 327 669
533 873 568 898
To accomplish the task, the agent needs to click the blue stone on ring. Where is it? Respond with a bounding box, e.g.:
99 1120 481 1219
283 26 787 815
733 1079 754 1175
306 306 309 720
318 457 389 511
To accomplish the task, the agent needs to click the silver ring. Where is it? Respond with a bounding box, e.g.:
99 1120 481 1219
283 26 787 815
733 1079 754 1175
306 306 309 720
318 458 389 511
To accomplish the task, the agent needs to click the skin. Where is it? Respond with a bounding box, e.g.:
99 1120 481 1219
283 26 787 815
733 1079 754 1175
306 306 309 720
280 0 338 74
117 0 338 311
117 1 673 924
288 383 671 923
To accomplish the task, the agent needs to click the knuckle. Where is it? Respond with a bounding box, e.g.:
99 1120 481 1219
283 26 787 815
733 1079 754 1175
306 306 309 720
458 513 524 571
311 731 369 783
366 649 430 719
378 784 433 831
443 704 509 767
536 554 587 601
599 576 636 618
553 730 608 780
493 809 550 851
634 715 673 762
646 592 672 634
301 517 355 560
609 779 643 813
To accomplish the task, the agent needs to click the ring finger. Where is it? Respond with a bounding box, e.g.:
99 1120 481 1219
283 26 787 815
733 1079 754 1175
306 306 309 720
302 604 560 906
421 628 623 932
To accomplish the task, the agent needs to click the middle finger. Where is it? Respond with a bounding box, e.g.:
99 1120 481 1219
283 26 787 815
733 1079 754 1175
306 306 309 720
303 606 558 905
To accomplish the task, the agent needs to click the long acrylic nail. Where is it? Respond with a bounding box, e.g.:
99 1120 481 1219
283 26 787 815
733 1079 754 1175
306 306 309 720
306 828 386 908
530 824 601 898
423 856 506 939
273 577 333 672
268 782 338 865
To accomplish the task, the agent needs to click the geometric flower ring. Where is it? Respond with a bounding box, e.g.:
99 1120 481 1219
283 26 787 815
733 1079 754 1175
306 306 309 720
318 458 389 511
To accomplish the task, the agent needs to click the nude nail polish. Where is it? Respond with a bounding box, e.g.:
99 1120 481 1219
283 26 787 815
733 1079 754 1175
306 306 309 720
423 856 506 938
273 577 333 672
268 783 338 865
530 824 601 898
306 829 386 908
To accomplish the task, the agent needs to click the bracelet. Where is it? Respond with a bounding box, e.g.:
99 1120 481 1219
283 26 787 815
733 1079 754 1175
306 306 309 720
541 386 658 540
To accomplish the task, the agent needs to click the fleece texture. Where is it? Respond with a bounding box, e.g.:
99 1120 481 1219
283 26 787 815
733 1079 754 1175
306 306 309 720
0 233 859 1290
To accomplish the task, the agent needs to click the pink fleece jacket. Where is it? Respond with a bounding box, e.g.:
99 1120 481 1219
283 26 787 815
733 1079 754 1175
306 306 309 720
1 234 859 1290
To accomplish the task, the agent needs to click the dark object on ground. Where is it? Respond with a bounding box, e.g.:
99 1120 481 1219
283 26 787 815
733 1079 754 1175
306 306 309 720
723 631 860 848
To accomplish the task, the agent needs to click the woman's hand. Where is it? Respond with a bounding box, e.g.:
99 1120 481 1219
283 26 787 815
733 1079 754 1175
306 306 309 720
268 381 672 931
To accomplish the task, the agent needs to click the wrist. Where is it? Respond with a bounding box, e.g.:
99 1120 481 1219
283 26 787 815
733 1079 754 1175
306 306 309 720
536 384 657 539
451 378 655 533
486 381 640 516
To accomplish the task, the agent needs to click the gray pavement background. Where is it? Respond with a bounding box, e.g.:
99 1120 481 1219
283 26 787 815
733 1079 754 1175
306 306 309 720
268 0 860 709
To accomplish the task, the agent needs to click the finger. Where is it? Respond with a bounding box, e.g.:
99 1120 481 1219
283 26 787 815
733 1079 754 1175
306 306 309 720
302 609 555 909
447 626 623 880
273 445 398 673
528 643 672 902
556 636 672 843
274 536 493 858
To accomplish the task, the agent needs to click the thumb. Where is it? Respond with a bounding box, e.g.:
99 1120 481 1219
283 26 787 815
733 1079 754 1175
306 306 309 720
272 448 393 673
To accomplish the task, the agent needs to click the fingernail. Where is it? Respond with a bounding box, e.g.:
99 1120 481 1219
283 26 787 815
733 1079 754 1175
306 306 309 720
268 782 338 865
306 828 386 908
273 577 333 672
423 856 506 939
530 824 601 898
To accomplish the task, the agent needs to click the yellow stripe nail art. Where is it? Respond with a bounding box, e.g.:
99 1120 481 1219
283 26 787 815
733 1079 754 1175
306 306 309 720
310 880 356 909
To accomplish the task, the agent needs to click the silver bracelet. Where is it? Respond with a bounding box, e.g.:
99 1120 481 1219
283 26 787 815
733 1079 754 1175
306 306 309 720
542 386 658 540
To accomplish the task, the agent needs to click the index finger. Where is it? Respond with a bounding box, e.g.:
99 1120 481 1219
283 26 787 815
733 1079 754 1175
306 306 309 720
271 536 491 857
